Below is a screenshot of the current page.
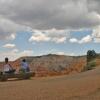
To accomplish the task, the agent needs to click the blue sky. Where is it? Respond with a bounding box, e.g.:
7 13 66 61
13 29 100 56
0 0 100 61
1 28 100 61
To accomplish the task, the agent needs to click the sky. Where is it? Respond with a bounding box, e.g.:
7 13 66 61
0 0 100 61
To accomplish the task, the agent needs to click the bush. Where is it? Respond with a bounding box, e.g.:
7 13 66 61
84 60 96 71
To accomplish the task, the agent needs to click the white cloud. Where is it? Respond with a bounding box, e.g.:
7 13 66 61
69 35 92 44
52 37 66 43
69 38 78 43
56 52 65 55
69 25 100 44
92 25 100 43
29 28 69 43
6 34 16 40
79 35 92 44
29 30 50 42
3 43 16 48
56 51 75 56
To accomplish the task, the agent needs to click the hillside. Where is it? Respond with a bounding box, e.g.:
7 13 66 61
0 54 86 76
30 54 86 76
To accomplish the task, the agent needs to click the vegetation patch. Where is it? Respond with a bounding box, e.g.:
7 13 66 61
84 60 96 71
83 50 97 71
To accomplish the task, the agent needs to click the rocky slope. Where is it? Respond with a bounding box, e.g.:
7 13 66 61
0 54 87 76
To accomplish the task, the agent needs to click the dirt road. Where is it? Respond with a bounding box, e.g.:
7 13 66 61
0 67 100 100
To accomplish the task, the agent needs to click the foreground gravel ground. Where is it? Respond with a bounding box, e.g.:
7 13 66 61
0 67 100 100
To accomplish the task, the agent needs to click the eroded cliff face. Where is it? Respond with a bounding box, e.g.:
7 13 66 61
30 55 86 76
0 54 87 76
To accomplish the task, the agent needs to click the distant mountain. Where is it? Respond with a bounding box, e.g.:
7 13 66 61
0 54 87 76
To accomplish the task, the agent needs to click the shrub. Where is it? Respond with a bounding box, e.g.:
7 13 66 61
84 60 96 71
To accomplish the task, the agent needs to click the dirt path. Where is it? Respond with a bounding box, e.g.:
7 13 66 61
0 67 100 100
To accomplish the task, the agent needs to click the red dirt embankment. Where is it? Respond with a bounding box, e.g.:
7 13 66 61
0 55 87 76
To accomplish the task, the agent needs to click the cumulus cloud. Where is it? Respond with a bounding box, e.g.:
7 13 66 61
29 30 50 42
6 34 16 40
56 52 65 55
55 51 75 56
70 35 92 44
3 43 16 48
92 25 100 43
29 29 69 43
79 35 92 43
69 38 78 43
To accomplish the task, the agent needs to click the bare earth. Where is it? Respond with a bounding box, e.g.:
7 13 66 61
0 67 100 100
